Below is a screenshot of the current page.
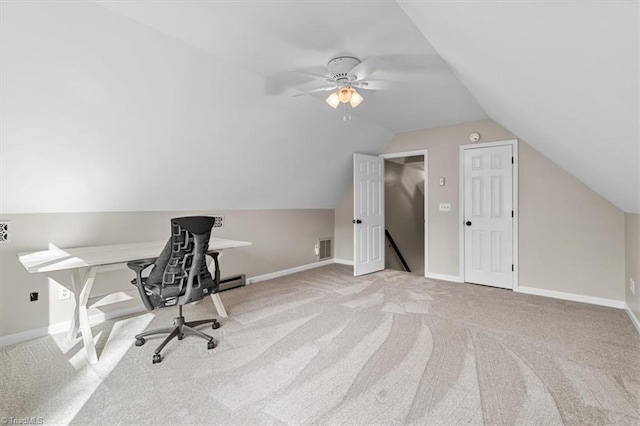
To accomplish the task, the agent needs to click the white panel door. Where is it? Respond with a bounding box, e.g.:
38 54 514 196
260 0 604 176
353 153 385 277
463 145 513 288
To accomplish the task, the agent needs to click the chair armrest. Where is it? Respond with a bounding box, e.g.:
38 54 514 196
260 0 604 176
127 258 157 311
126 258 157 273
207 251 220 283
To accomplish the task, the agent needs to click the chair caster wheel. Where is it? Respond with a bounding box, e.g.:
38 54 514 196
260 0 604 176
152 353 162 364
207 340 216 350
135 337 146 347
212 320 221 330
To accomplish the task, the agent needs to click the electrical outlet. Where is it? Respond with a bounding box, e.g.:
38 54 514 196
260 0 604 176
314 243 320 256
439 203 451 212
30 292 38 302
58 286 71 300
631 278 635 295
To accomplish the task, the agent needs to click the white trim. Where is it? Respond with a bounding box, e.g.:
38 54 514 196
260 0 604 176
625 303 640 335
247 259 334 284
380 150 429 159
425 272 464 283
515 286 625 309
459 139 519 290
379 149 429 277
5 257 635 346
1 259 338 347
0 303 145 348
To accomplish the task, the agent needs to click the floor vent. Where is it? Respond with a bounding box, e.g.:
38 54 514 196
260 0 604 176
318 238 332 261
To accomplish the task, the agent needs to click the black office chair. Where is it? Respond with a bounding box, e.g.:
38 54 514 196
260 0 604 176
127 216 221 364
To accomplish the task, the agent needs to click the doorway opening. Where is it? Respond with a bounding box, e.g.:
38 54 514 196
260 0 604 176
381 151 428 276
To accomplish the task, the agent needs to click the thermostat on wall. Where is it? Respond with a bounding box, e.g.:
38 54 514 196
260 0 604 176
469 132 481 142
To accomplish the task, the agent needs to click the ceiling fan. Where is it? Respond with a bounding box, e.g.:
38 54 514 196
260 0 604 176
294 56 405 109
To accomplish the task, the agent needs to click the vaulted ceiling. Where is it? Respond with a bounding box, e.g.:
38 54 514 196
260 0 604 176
1 1 637 213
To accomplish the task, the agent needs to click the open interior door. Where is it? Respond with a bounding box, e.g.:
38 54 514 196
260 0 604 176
353 153 385 276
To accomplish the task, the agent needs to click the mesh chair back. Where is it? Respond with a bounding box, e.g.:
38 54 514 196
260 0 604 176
140 216 219 308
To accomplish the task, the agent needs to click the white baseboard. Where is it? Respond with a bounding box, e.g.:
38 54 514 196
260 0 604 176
2 260 338 347
247 259 335 284
625 303 640 335
4 259 637 345
425 272 464 283
515 286 625 309
0 303 146 348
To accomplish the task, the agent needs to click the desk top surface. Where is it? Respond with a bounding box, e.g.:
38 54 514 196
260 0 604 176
18 237 252 273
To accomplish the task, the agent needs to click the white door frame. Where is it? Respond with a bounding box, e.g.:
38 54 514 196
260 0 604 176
379 150 428 277
459 139 519 290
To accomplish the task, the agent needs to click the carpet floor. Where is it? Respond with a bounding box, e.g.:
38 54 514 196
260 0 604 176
1 264 639 425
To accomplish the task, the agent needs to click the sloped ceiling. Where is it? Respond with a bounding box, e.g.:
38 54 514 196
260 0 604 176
398 0 640 213
0 0 484 213
2 1 637 214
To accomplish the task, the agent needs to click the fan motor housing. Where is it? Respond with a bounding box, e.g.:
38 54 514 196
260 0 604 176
327 56 361 81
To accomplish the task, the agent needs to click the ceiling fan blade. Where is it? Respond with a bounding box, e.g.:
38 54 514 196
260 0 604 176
349 57 382 81
293 79 333 92
296 71 333 83
292 86 338 97
353 80 407 91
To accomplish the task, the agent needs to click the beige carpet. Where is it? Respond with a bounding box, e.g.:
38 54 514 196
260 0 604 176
1 264 639 425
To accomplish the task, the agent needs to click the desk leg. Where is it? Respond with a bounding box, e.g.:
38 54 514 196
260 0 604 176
68 267 99 364
206 253 228 318
67 272 81 341
210 293 227 318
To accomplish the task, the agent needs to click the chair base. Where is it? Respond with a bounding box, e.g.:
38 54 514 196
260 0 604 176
135 309 220 364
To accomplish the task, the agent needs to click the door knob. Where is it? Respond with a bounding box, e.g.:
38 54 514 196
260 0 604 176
465 221 472 226
353 219 362 224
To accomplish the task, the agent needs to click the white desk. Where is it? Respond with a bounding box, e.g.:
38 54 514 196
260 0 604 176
18 237 251 364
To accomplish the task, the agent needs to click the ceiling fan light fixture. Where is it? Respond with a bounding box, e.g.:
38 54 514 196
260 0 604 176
338 87 353 103
325 92 340 109
349 89 364 108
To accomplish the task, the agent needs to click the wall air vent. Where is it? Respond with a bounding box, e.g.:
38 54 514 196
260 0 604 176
212 215 224 229
318 238 332 261
0 221 10 243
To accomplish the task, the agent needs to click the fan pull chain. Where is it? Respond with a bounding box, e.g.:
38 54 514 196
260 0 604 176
342 104 352 122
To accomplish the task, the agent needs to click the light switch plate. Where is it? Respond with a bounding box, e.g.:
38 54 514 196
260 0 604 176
439 203 451 212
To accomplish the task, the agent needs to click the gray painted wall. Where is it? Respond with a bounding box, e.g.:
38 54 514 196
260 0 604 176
335 119 625 301
0 209 334 338
625 213 640 321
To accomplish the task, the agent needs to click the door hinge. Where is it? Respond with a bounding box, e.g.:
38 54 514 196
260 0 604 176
512 264 514 271
511 210 514 218
511 156 514 164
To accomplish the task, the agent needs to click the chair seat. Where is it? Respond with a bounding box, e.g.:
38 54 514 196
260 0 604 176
131 277 182 298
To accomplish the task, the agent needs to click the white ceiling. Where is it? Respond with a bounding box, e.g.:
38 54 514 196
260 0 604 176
94 0 486 133
1 1 637 214
399 0 639 213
